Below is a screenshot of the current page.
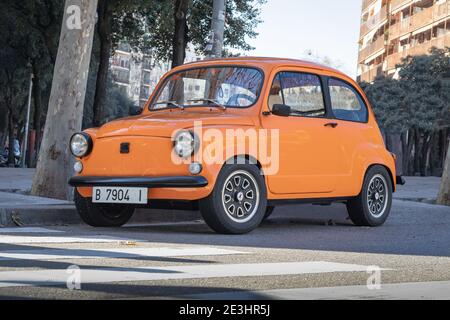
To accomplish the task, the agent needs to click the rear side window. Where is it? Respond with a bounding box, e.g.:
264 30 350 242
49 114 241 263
268 72 326 117
329 78 368 123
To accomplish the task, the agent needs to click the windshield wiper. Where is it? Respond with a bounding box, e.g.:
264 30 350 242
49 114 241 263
187 99 227 111
153 100 185 110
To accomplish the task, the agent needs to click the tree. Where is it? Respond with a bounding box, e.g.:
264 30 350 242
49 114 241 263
92 0 153 127
146 0 266 65
359 48 450 177
399 48 450 176
301 50 345 71
172 0 190 68
31 0 98 200
0 48 29 166
360 76 409 174
438 145 450 206
0 0 64 164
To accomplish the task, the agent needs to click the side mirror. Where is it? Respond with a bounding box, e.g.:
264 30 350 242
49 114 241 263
129 102 143 116
271 104 291 117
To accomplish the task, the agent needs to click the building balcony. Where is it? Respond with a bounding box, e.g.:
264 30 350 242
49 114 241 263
359 64 384 83
112 70 130 85
391 0 412 13
389 17 410 39
362 0 377 11
387 33 450 69
359 37 386 62
360 6 388 37
389 1 449 40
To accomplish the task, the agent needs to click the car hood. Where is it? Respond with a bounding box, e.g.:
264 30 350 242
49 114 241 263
95 110 255 139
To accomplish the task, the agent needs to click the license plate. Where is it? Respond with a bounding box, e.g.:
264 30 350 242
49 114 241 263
92 187 148 204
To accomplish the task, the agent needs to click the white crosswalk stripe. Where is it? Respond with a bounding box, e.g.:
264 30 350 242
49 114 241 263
0 261 386 288
0 247 247 261
0 227 64 234
0 235 136 244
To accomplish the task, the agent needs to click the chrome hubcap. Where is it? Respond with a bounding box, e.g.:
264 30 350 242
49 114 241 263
367 174 388 218
222 170 260 223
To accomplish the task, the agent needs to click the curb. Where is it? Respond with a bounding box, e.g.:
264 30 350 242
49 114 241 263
0 205 80 227
0 205 201 227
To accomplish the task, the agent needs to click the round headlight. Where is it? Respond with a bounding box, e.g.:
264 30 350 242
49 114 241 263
173 131 199 158
70 133 92 157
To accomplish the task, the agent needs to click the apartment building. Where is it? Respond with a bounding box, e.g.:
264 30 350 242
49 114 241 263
110 43 202 106
110 43 170 106
358 0 450 82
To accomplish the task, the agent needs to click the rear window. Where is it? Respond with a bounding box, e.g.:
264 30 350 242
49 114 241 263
329 78 368 123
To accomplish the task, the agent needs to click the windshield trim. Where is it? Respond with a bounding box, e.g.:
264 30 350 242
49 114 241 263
147 64 265 111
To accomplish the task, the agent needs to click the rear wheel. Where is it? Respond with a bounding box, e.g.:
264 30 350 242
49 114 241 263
347 166 392 227
74 189 135 227
200 164 267 234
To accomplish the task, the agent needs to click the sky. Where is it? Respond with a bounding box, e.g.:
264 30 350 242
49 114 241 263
246 0 362 79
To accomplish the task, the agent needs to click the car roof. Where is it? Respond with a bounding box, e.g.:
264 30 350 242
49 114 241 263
179 56 346 77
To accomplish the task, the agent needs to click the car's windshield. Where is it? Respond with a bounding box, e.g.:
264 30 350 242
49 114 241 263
150 66 263 110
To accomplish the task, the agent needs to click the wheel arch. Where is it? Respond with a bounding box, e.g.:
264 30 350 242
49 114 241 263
364 163 396 193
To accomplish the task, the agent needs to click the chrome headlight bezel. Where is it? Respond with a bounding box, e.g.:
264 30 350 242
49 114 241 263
173 130 199 159
70 132 93 158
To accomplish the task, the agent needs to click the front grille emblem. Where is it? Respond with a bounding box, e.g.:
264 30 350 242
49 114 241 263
120 142 130 154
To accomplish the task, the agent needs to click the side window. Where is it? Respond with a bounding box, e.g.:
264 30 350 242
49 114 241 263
329 78 368 123
268 72 326 117
268 74 283 110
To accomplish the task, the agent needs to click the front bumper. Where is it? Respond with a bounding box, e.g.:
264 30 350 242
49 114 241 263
68 176 208 188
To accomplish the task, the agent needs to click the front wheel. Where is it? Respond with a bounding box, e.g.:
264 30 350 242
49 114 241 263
200 164 267 234
347 166 393 227
74 190 135 227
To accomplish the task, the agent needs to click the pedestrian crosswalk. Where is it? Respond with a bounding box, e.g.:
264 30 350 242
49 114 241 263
0 226 387 296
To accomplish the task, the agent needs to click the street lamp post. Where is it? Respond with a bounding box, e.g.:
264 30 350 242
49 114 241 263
22 66 34 168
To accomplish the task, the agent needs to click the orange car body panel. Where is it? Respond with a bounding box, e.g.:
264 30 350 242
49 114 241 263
75 57 396 201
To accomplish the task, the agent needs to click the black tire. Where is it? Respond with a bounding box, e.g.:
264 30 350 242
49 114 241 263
347 165 393 227
74 189 135 227
199 163 267 234
263 206 275 220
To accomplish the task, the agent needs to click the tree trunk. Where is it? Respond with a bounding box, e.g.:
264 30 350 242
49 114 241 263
401 131 408 175
31 0 99 200
437 144 450 206
0 106 7 152
171 0 190 68
92 0 112 127
404 129 416 176
421 133 431 176
7 111 15 166
32 63 43 167
413 129 422 176
210 0 226 58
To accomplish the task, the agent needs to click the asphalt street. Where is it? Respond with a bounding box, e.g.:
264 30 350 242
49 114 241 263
0 197 450 300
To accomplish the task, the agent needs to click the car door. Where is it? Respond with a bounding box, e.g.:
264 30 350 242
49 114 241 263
261 70 347 195
326 77 371 195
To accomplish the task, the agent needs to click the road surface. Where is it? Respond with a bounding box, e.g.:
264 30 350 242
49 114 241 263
0 198 449 300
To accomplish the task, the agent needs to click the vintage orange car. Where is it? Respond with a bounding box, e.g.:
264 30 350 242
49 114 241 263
69 57 404 234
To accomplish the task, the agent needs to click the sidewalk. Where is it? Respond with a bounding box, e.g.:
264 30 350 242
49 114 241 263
395 176 441 204
0 168 444 227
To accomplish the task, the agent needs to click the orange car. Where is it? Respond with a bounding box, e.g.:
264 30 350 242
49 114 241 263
69 57 404 234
